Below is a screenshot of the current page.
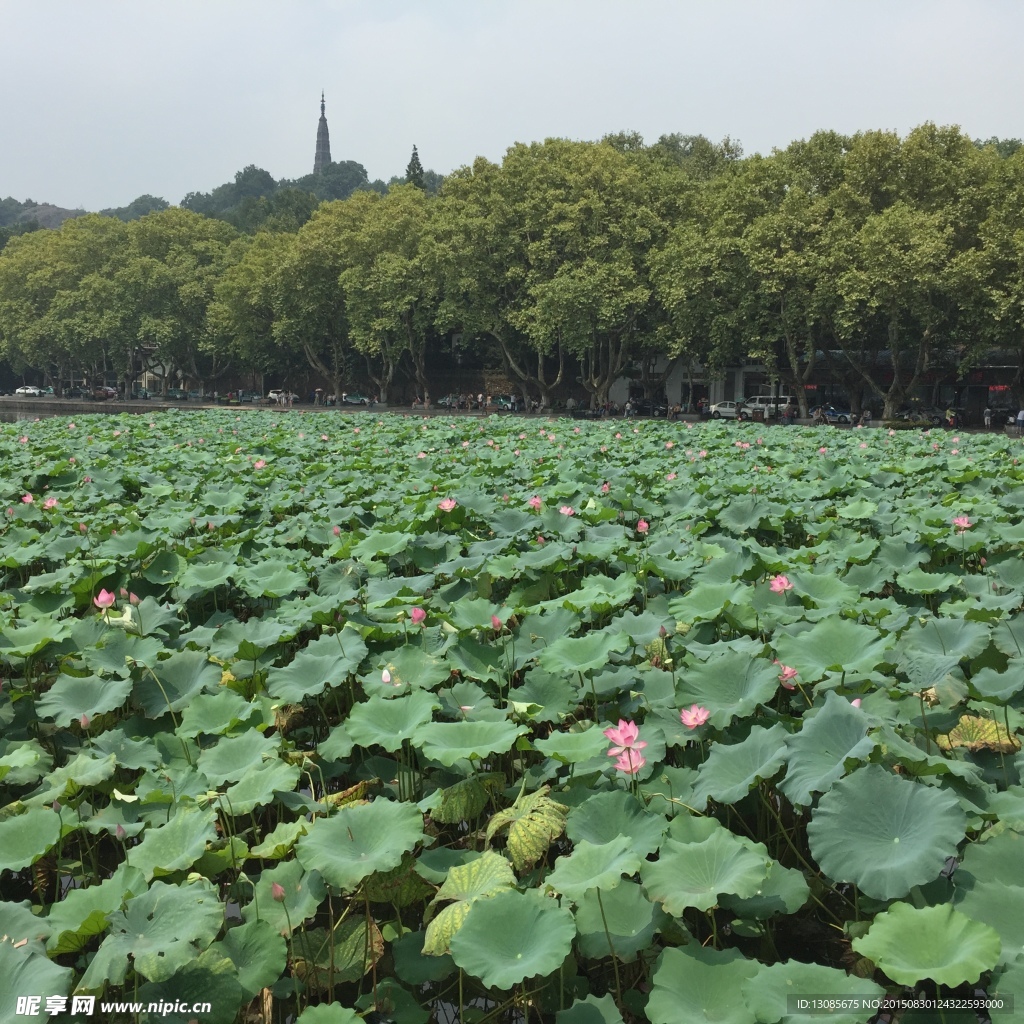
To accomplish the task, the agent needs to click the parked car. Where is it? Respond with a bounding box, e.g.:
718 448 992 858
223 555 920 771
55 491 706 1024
93 385 119 400
341 392 371 405
743 395 795 419
130 387 151 399
811 404 852 424
709 400 749 420
630 397 668 417
15 385 43 397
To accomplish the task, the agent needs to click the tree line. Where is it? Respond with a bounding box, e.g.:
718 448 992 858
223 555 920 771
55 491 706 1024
2 125 1023 418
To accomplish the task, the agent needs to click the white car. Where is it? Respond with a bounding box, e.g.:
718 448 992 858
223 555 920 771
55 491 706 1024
15 385 43 397
709 400 749 420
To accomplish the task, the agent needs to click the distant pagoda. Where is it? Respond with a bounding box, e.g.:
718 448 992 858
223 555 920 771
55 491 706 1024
313 91 331 174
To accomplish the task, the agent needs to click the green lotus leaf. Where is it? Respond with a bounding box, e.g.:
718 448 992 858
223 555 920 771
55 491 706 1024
807 764 966 900
675 650 780 727
896 568 961 594
780 692 876 806
535 723 610 764
141 549 186 586
0 940 73 1022
0 806 62 872
136 953 244 1024
968 665 1024 703
393 928 456 985
954 873 1024 967
0 618 70 658
774 617 892 680
377 643 450 690
898 617 991 663
740 959 886 1024
347 691 438 753
236 559 309 598
44 867 145 954
668 581 748 623
178 690 262 737
248 819 308 860
126 805 218 880
557 995 624 1024
296 799 427 891
991 614 1024 657
134 649 221 716
197 729 279 785
294 1006 363 1024
443 636 506 683
853 903 1000 987
547 836 642 901
648 945 760 1024
416 719 527 767
266 627 368 702
536 628 631 676
448 889 575 990
990 953 1024 1015
693 724 788 807
33 672 134 728
574 881 665 962
566 790 667 858
80 879 223 989
218 758 300 816
641 830 771 914
422 850 517 955
242 859 326 937
208 616 293 660
720 861 810 920
959 827 1024 887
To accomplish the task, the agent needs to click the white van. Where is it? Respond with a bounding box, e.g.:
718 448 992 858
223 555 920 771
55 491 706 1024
743 395 795 419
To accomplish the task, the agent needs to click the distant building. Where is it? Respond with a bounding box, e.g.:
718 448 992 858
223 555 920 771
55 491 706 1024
314 92 331 174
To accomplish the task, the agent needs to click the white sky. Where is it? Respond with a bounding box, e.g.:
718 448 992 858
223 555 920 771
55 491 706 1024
2 0 1022 211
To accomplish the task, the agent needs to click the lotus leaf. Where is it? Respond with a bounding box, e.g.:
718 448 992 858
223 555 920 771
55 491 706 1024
266 627 368 702
780 692 876 806
0 940 73 1022
807 764 966 899
853 902 1000 987
648 945 760 1024
296 799 427 891
416 719 527 766
242 859 326 936
693 724 788 807
448 889 576 989
126 805 217 880
135 948 244 1024
485 785 568 871
347 691 438 752
574 881 665 962
565 790 667 857
740 959 885 1024
0 806 62 872
80 878 223 989
547 836 642 901
641 830 771 914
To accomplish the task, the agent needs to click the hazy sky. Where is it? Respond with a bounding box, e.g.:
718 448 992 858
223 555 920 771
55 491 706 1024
3 0 1022 211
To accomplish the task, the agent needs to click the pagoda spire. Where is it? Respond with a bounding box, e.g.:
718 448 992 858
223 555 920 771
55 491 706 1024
314 91 331 175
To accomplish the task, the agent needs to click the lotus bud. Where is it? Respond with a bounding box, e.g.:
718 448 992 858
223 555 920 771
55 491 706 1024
491 615 502 631
271 882 286 903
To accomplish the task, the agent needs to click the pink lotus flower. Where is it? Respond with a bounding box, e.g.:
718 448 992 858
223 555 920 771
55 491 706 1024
21 494 33 504
777 665 798 690
680 704 710 729
410 606 426 626
613 751 646 775
818 447 827 454
43 497 57 509
333 525 341 536
438 498 457 512
850 698 862 708
115 823 126 840
665 441 674 449
637 519 649 534
666 472 676 481
381 669 392 685
93 589 116 609
559 505 575 516
253 460 266 470
528 495 542 510
603 719 647 757
417 451 427 458
271 882 286 903
491 615 502 631
79 714 90 729
953 516 972 533
770 574 793 593
18 436 27 444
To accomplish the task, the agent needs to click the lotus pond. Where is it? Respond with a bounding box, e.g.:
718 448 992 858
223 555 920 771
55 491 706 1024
2 410 1024 1024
